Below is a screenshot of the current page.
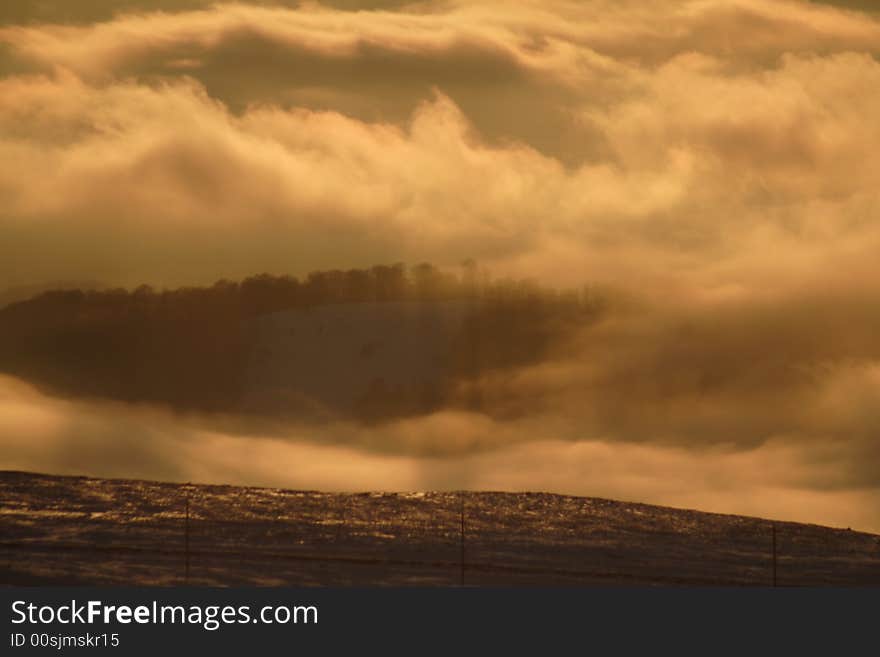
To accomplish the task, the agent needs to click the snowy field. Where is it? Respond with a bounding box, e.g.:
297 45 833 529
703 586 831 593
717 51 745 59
1 471 878 587
243 301 470 414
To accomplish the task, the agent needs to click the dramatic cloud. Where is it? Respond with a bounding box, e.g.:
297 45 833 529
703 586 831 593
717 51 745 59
1 1 878 529
1 1 879 289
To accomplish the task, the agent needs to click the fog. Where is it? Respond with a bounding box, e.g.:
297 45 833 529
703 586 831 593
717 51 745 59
2 375 878 532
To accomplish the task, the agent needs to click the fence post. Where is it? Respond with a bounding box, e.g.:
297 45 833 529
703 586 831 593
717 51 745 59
459 491 465 587
184 485 190 585
772 523 777 587
334 497 347 543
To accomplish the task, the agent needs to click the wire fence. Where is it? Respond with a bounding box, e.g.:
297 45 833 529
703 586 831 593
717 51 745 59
1 475 879 587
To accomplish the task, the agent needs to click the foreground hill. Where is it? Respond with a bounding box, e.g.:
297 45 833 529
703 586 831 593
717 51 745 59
1 471 878 586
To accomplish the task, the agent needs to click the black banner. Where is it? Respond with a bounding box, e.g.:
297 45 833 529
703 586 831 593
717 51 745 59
2 587 877 654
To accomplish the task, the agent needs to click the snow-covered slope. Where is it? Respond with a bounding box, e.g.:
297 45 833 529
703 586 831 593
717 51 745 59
1 471 878 586
243 301 471 415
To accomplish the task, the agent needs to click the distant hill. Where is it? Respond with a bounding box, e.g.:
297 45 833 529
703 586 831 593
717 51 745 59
0 264 604 420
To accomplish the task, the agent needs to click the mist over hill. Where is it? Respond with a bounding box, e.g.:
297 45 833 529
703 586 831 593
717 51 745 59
0 263 605 420
3 261 880 534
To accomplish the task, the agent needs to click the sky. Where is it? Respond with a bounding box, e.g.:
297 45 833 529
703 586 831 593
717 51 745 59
1 1 879 531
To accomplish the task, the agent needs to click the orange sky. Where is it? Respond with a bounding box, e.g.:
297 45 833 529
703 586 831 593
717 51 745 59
1 0 878 291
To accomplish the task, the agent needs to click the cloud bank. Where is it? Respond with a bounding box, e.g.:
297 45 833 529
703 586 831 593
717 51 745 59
1 1 878 291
